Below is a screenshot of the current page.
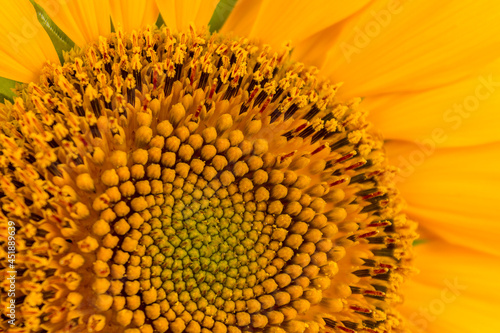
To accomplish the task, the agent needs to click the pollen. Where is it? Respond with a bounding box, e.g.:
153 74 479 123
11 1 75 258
0 25 416 333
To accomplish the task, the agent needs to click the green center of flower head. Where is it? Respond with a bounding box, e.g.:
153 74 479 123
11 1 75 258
0 26 417 333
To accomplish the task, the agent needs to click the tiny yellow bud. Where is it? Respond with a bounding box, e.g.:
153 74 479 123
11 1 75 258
101 169 119 187
202 127 217 143
100 208 117 222
154 317 170 333
93 260 110 277
147 164 161 179
258 294 275 309
157 120 173 137
119 181 136 197
114 201 131 216
93 147 106 165
267 311 284 325
102 233 119 248
131 197 148 212
238 178 254 193
143 287 158 304
146 303 161 319
122 236 139 252
111 264 126 279
132 149 149 164
188 134 203 150
228 130 244 146
136 126 153 146
253 139 268 155
97 247 113 261
201 145 217 160
110 150 127 167
137 111 152 127
113 295 126 311
251 314 268 328
226 146 242 163
117 308 134 326
216 114 233 133
93 193 111 211
78 236 99 253
174 126 190 142
127 265 142 280
116 166 130 181
106 186 121 202
76 173 95 191
236 312 251 326
326 207 347 223
92 278 111 294
169 103 185 125
95 294 113 311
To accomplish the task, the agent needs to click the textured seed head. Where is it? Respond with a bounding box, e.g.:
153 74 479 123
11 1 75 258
0 26 416 333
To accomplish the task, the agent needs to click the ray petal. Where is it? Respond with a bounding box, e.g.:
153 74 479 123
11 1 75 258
36 0 111 46
109 0 159 32
0 0 59 82
319 0 500 98
386 140 500 256
221 0 370 48
400 242 500 333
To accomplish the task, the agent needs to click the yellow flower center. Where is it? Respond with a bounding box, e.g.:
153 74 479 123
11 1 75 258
0 26 416 333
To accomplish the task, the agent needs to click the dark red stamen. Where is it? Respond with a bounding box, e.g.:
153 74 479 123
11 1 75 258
362 191 383 200
368 220 391 227
358 231 379 239
346 160 367 170
329 178 347 187
311 144 327 155
336 152 356 164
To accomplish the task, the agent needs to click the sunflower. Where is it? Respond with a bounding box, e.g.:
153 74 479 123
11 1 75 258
0 1 498 333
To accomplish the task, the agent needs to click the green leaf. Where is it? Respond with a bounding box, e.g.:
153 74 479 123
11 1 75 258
209 0 239 33
413 239 428 246
0 77 20 103
156 13 165 28
29 0 75 63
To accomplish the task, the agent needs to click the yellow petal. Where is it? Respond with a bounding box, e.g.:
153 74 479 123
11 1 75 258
292 23 343 69
400 242 500 333
365 59 500 147
0 0 59 82
319 0 500 99
385 140 500 256
109 0 159 32
221 0 370 48
37 0 111 46
219 0 263 37
155 0 218 33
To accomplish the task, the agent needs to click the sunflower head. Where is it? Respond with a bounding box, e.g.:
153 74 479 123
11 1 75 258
0 22 416 333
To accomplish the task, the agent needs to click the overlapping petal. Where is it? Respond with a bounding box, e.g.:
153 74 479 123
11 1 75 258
400 241 500 333
156 0 219 32
221 0 371 48
386 140 500 256
109 0 159 32
319 0 500 98
36 0 111 46
365 58 500 147
0 0 59 82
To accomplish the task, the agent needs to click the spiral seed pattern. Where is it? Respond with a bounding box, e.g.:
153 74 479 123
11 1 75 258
0 26 416 333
